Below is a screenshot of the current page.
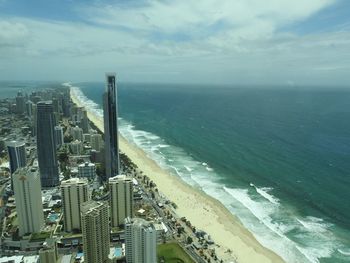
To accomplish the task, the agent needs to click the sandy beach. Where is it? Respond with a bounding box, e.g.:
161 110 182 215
70 90 285 263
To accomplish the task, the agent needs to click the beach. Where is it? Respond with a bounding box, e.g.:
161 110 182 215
70 90 285 263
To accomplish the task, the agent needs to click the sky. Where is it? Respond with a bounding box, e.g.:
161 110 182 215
0 0 350 85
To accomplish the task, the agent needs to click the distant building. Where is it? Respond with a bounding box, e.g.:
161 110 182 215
37 101 59 187
109 175 133 227
70 140 83 155
125 217 157 263
25 100 33 117
6 141 26 188
90 133 102 151
103 73 120 180
72 126 83 142
81 201 110 263
78 162 96 180
32 104 37 136
6 141 26 174
54 126 64 148
16 91 26 114
61 178 89 232
13 167 44 236
83 133 91 143
80 109 89 133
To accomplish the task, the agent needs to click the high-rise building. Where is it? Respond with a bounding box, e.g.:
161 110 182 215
70 140 83 155
109 175 133 227
6 141 26 174
13 167 44 236
81 201 110 263
16 91 26 114
80 109 89 133
61 178 89 232
72 126 83 142
54 126 64 148
6 141 26 189
125 217 157 263
25 100 33 118
90 133 102 151
37 101 59 187
103 73 120 180
78 162 96 180
32 104 37 136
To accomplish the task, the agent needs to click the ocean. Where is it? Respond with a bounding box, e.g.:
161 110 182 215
2 82 350 262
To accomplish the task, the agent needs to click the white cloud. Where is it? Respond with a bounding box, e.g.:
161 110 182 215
0 0 349 85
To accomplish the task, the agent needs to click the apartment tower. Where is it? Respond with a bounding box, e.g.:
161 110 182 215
109 175 133 227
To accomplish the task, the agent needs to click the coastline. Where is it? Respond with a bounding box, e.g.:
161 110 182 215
70 90 285 263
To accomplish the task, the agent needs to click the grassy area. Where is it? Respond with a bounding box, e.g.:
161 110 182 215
30 231 51 242
157 243 195 263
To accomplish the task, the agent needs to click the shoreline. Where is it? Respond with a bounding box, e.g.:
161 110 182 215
70 89 285 263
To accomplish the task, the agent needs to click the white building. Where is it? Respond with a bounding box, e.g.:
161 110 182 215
77 162 96 180
90 133 102 151
125 217 157 263
81 201 110 263
70 140 83 155
109 175 133 227
13 167 44 236
61 178 89 232
71 126 83 142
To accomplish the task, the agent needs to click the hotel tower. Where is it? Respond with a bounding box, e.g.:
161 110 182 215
103 73 120 180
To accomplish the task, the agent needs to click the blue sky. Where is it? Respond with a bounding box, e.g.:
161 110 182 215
0 0 350 85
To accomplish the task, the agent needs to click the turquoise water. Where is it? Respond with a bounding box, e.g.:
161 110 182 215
71 82 350 263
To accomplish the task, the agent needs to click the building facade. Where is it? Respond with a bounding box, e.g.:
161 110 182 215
37 101 59 187
61 178 89 232
13 167 44 236
81 201 110 263
54 126 64 148
77 162 96 180
6 141 26 189
103 73 120 180
125 218 157 263
90 133 102 151
109 175 133 227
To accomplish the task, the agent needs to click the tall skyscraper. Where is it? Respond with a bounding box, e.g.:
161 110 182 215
7 141 26 189
80 109 89 133
61 178 89 232
81 201 110 263
90 133 102 151
109 175 133 227
103 73 120 180
25 100 33 118
37 101 59 187
7 141 26 174
125 218 157 263
16 91 26 114
13 167 44 236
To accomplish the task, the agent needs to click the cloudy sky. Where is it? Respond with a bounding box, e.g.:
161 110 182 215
0 0 350 85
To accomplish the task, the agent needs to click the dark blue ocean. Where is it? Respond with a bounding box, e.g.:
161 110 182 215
2 82 350 262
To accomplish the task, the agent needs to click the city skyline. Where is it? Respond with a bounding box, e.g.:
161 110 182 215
0 0 350 85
